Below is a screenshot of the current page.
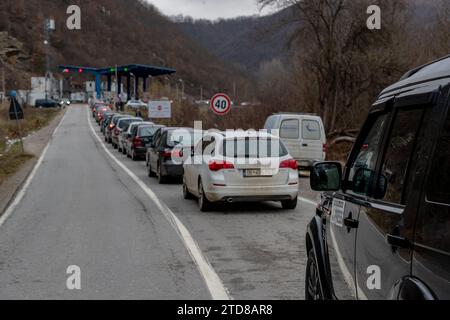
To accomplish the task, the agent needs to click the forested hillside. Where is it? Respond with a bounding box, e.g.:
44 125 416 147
176 8 298 72
0 0 254 98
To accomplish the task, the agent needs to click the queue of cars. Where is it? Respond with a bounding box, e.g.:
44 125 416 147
89 55 450 300
93 107 301 211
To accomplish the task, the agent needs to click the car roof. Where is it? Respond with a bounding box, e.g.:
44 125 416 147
207 130 278 140
380 55 450 97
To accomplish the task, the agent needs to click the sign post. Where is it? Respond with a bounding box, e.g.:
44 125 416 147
210 93 232 130
210 93 232 116
8 92 25 153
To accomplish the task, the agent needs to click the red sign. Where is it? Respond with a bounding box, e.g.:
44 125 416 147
210 93 232 116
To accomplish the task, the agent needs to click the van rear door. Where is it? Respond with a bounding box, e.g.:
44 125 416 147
279 118 302 160
300 118 324 164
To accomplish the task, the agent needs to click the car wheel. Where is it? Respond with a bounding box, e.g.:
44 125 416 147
281 197 298 210
118 145 122 152
157 163 166 184
305 249 323 300
183 176 194 200
198 179 212 212
122 146 126 155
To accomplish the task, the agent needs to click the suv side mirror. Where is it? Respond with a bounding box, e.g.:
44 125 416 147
310 162 342 191
352 168 387 198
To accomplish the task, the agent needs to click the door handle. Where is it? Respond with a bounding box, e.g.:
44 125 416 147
344 217 359 229
302 143 308 147
387 234 410 249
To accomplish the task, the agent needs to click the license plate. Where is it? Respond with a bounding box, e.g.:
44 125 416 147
244 169 261 177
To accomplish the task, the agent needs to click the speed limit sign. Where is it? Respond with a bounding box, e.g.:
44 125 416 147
210 93 232 115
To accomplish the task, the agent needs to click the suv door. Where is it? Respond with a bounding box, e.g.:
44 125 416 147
413 98 450 300
327 110 390 300
355 102 428 299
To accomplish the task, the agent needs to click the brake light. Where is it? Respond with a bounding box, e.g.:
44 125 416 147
133 137 144 147
109 124 115 129
280 159 298 170
160 150 172 159
208 160 235 172
323 143 328 153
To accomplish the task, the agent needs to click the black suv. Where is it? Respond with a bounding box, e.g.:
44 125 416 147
35 99 60 108
306 55 450 300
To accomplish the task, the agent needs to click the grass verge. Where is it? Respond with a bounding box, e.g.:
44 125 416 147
0 102 61 185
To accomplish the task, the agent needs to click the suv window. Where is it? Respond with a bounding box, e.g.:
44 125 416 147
280 119 299 139
427 110 450 204
379 108 424 204
302 120 321 140
349 114 388 184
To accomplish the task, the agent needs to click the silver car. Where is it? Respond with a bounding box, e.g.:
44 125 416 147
182 131 299 211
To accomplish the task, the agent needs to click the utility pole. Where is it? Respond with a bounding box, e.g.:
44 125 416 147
178 79 184 100
44 19 55 100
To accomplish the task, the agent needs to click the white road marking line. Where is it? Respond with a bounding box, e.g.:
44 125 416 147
0 110 68 228
87 107 231 300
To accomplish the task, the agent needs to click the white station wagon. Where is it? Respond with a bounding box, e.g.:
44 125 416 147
182 130 300 211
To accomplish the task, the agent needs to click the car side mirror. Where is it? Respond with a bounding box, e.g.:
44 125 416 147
310 162 342 191
352 168 387 198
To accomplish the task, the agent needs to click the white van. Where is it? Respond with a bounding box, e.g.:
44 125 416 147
264 113 326 168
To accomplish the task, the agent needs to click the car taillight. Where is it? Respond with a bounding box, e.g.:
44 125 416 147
160 150 172 159
208 160 235 172
323 143 328 153
109 124 115 129
133 137 144 147
280 159 298 170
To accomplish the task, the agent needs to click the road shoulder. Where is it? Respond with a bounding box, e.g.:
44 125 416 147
0 109 66 217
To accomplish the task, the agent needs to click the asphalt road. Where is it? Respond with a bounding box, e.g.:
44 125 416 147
0 104 318 300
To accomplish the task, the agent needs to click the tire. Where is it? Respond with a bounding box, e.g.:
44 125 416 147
118 145 122 153
183 175 194 200
305 249 323 300
281 197 298 210
157 163 166 184
198 179 212 212
122 146 126 155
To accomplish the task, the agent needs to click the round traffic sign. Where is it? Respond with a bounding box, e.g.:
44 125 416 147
210 93 232 115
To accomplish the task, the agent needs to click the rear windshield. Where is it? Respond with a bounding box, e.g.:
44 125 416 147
221 138 288 158
118 119 141 129
139 126 159 137
167 130 201 147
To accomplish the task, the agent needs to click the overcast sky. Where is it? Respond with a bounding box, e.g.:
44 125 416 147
145 0 275 20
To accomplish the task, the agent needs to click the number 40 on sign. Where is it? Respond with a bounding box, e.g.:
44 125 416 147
210 93 232 116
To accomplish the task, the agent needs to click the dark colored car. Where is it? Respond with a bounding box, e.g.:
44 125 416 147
126 124 165 161
147 127 195 184
101 113 117 135
305 55 450 300
92 103 107 119
35 99 60 108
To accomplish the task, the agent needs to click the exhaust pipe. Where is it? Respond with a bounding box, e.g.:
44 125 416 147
226 198 234 203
